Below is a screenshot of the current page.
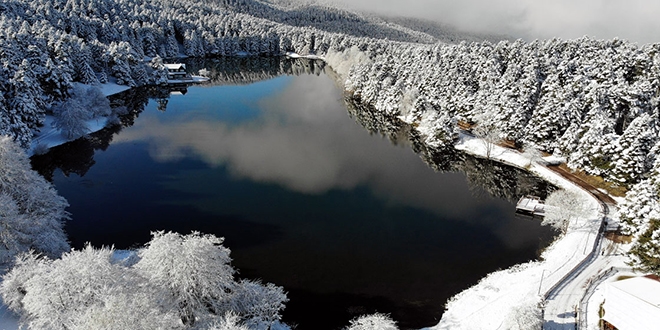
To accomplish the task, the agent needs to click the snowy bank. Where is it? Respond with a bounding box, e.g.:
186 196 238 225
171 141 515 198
285 52 326 61
167 75 210 84
27 81 130 156
0 303 19 330
424 134 603 330
99 82 131 97
28 115 110 157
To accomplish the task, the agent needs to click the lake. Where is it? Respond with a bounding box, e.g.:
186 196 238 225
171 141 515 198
31 57 556 329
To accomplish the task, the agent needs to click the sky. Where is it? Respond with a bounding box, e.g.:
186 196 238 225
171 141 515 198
330 0 660 44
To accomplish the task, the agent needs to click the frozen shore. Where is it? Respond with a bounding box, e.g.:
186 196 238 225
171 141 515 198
27 82 130 157
423 133 608 330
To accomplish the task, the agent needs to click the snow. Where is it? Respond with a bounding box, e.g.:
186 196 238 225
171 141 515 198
600 275 660 330
167 76 210 84
424 133 605 330
28 115 109 157
285 52 326 61
585 268 634 330
164 63 186 70
608 275 660 307
99 81 131 97
0 304 19 330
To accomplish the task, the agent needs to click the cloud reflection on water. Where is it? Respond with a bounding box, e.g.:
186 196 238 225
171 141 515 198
114 75 479 217
112 73 550 250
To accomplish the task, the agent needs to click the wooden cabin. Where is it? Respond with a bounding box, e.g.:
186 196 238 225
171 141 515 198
165 63 190 80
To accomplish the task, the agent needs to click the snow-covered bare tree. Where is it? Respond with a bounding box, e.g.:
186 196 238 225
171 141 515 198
52 97 90 139
1 232 288 329
344 313 398 330
1 246 181 330
228 279 288 328
52 85 111 139
0 137 69 264
543 189 594 231
136 231 236 326
522 144 544 168
205 312 250 330
473 122 502 160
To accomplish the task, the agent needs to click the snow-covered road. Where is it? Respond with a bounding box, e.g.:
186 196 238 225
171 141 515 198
431 134 613 330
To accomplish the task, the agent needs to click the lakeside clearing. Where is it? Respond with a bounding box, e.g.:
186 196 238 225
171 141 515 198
425 132 625 330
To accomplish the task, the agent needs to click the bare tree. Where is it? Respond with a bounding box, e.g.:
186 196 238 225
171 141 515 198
543 189 593 232
522 144 544 168
345 313 398 330
473 123 502 159
1 232 288 330
0 137 69 264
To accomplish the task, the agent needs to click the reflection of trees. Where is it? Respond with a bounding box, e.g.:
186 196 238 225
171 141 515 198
30 126 121 181
30 57 330 180
183 57 326 85
460 157 555 203
344 93 405 145
31 86 154 181
343 95 555 202
32 55 555 202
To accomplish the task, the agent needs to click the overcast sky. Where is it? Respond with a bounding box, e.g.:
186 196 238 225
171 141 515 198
330 0 660 44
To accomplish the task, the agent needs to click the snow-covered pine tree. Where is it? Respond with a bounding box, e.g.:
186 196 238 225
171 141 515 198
611 113 658 185
7 60 45 147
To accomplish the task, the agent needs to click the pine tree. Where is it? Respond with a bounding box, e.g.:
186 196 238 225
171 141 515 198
611 113 658 185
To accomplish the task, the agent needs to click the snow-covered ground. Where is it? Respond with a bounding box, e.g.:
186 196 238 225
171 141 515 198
425 133 610 330
167 76 210 84
28 115 110 156
98 81 131 97
0 304 19 330
285 51 326 61
27 82 130 156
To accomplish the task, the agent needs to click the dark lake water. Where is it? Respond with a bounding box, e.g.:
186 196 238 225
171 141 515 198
31 58 556 330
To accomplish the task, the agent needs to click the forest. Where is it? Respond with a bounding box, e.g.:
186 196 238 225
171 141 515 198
1 0 660 328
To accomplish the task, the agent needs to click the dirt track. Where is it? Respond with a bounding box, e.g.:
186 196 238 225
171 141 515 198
546 165 617 205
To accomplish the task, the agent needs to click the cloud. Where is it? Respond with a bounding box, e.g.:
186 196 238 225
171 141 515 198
330 0 660 44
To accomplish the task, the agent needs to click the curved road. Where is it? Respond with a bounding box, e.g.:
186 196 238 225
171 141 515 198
542 165 618 330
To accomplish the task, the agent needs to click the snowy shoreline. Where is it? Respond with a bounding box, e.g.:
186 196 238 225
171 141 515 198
423 133 606 329
322 50 620 328
21 54 619 329
27 82 131 157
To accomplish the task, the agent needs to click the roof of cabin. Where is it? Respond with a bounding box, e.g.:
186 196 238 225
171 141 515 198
610 275 660 308
164 63 186 70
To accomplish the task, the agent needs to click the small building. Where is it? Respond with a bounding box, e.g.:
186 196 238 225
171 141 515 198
603 275 660 330
516 196 545 216
164 63 189 80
